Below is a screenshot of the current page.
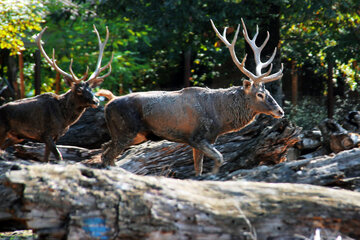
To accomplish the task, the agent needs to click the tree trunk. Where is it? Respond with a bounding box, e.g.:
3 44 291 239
291 60 298 106
7 52 18 99
183 48 191 87
55 71 60 94
327 61 334 118
0 160 359 240
18 51 25 99
34 49 41 96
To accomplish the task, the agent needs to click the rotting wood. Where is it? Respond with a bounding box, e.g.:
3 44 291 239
11 115 301 178
0 161 359 239
115 115 301 178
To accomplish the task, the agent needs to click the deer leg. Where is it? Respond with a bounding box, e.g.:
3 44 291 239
192 148 204 176
101 137 134 167
44 145 51 162
191 140 223 174
43 136 62 162
0 133 6 150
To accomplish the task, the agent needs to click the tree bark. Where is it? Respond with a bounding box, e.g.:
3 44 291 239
327 61 334 118
55 71 60 94
0 160 359 240
34 49 41 96
183 48 191 87
19 51 24 99
114 115 301 178
57 107 110 149
291 60 298 106
12 115 301 178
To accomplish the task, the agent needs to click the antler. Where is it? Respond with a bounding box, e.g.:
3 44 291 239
210 19 283 85
86 25 114 86
35 27 79 84
35 25 113 86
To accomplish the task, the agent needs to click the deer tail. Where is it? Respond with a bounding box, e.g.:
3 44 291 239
96 89 116 100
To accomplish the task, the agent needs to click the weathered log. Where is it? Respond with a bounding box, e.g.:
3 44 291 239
223 147 360 191
318 118 360 153
8 115 301 179
115 115 301 178
57 107 110 149
1 160 360 239
11 142 101 163
341 111 360 133
295 129 322 153
7 140 360 191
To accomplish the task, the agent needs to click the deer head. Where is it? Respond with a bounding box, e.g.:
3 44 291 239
211 19 284 118
35 25 114 108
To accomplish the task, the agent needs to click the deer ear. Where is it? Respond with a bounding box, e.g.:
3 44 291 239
243 80 252 91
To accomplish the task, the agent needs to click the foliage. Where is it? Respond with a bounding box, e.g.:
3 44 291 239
281 0 360 90
284 97 327 130
0 0 46 55
95 0 253 88
3 0 360 132
29 0 155 95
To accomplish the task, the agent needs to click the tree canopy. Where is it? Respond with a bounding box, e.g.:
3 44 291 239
0 0 45 55
1 0 360 123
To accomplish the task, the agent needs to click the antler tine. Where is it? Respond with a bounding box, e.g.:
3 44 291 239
89 52 114 81
210 19 258 81
261 63 284 84
240 18 283 85
35 27 74 81
88 25 111 82
96 63 112 80
78 66 90 82
68 59 80 83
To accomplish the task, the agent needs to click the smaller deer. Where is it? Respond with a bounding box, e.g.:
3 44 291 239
99 19 284 176
0 25 113 161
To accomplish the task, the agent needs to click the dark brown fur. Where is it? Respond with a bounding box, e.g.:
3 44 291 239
0 82 100 161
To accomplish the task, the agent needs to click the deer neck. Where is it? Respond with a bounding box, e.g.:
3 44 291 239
218 87 257 134
59 90 86 126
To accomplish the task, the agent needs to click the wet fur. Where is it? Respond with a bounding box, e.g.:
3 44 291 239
98 83 283 175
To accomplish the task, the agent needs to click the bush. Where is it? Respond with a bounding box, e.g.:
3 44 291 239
283 97 327 130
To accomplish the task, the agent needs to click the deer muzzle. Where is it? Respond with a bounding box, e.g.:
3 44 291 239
272 108 284 118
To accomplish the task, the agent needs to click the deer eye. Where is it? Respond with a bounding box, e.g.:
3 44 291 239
76 87 83 95
256 93 265 100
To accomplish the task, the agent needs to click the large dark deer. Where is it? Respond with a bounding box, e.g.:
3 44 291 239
0 25 113 161
100 19 284 176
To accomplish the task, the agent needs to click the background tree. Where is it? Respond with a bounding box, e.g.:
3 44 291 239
1 0 360 130
281 0 360 119
0 0 45 99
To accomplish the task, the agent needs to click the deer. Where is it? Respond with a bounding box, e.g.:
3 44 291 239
0 25 113 162
99 19 284 176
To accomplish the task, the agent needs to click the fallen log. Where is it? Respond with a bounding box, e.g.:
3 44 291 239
8 115 301 179
116 115 301 178
57 107 110 149
11 142 101 163
318 118 360 154
0 161 359 239
224 147 360 191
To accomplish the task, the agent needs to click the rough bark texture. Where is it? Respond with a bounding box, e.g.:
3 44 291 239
2 113 360 239
1 160 360 240
57 107 110 149
318 118 360 154
113 115 301 178
10 115 301 179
